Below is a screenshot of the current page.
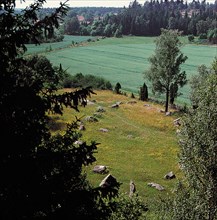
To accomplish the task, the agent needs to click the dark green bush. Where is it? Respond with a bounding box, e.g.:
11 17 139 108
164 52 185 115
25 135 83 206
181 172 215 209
188 35 194 42
62 73 113 90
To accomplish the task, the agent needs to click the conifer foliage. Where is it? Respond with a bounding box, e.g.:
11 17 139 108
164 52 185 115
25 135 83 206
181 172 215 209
139 82 148 101
0 1 120 219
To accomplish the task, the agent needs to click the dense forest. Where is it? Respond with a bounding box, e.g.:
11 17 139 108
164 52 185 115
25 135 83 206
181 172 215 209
18 0 217 44
60 0 217 43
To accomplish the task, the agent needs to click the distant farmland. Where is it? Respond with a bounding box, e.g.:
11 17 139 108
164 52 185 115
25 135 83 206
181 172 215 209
26 35 217 105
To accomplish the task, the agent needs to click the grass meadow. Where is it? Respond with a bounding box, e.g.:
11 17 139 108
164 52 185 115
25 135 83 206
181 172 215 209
50 89 182 202
26 35 217 105
25 35 216 216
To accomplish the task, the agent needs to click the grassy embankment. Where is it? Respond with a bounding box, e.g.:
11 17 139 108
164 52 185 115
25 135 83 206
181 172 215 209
50 89 183 201
26 35 217 106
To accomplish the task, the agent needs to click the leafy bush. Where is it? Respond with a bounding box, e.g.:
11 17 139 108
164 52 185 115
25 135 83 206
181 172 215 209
62 73 113 90
198 33 207 39
109 193 148 220
188 35 194 42
207 28 217 44
156 68 217 220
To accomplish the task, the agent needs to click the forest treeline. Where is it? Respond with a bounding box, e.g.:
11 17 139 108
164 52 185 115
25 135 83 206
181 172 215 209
21 0 217 44
60 0 217 43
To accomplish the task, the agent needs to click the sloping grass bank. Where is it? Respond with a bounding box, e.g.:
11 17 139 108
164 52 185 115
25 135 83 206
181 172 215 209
51 89 183 200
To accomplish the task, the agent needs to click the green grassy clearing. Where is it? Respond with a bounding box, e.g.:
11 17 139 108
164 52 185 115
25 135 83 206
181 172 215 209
26 35 216 105
52 90 182 201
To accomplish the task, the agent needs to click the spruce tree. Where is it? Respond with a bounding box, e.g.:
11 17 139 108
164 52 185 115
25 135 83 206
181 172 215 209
139 82 148 101
0 1 120 219
114 82 121 94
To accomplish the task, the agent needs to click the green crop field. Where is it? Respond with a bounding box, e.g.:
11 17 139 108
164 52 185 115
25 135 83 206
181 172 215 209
26 35 217 105
25 35 94 55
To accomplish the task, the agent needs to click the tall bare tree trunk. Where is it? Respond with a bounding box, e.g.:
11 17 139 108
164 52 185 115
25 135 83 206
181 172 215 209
165 89 169 112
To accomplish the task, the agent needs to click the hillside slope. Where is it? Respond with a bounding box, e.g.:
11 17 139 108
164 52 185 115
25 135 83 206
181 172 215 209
51 89 183 199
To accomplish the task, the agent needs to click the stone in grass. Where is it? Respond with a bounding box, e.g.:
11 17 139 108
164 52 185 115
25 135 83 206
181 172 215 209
144 104 150 107
147 182 165 191
96 106 106 112
79 124 85 131
173 118 181 126
84 116 98 122
164 171 176 180
87 100 96 105
165 112 172 116
93 165 108 174
111 103 119 108
99 174 118 188
129 180 136 197
99 128 109 132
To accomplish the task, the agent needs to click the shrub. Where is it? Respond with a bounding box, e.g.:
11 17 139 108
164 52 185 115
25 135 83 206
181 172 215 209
114 82 121 94
198 33 207 39
62 73 113 90
109 193 148 220
188 35 194 42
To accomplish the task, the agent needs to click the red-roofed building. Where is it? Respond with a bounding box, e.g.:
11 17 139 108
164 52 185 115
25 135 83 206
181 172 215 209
77 15 85 23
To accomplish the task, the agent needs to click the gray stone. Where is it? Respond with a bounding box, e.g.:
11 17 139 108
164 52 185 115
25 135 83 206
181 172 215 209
99 174 118 188
129 180 136 197
96 106 105 112
164 171 176 180
174 118 181 126
111 103 119 108
99 128 109 132
93 165 108 174
147 182 165 191
79 124 85 131
87 100 95 105
165 112 172 116
84 116 98 122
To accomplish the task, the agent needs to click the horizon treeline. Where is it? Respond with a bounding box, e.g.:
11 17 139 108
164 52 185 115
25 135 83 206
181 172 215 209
60 0 217 42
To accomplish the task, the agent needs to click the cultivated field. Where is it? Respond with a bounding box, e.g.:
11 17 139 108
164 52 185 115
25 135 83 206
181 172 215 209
26 35 217 105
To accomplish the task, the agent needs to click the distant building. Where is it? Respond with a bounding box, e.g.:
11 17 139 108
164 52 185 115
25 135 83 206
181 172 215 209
77 15 91 24
77 15 85 23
